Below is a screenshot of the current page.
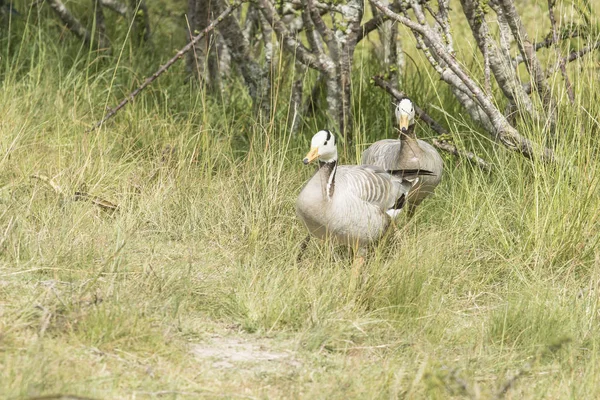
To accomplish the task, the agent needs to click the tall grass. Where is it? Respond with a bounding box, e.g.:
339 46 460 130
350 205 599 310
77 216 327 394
1 1 600 398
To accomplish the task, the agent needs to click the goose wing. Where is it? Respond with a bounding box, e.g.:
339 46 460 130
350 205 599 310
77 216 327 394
362 139 404 171
336 165 412 212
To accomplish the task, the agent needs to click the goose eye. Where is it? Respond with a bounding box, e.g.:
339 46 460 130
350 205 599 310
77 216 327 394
324 141 328 146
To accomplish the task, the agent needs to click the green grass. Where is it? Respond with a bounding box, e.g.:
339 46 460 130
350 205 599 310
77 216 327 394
2 1 600 399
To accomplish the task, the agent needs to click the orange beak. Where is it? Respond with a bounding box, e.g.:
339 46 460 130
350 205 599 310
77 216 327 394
399 114 409 132
303 147 319 165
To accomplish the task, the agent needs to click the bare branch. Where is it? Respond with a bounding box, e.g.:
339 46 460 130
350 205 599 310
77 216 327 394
214 0 266 108
523 41 600 94
489 1 513 64
357 14 386 43
436 0 454 54
31 174 65 196
306 0 340 63
461 0 537 118
372 75 491 170
100 0 127 17
288 0 344 13
301 1 326 58
370 0 555 162
513 27 582 65
548 0 575 103
356 1 407 43
257 0 324 71
497 0 555 113
46 0 93 45
88 1 246 132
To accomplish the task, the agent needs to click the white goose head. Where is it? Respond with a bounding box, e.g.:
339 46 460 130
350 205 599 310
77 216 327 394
303 130 338 165
395 98 416 133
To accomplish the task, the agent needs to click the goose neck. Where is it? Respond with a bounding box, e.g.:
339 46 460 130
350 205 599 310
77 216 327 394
399 124 416 141
318 160 338 200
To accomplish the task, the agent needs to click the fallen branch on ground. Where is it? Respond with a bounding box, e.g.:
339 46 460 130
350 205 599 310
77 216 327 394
372 76 491 171
87 0 246 132
30 174 65 196
31 174 118 212
74 192 118 212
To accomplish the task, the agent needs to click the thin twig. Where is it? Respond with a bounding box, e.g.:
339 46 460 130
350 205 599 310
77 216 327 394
547 0 575 103
30 174 65 196
514 28 582 65
31 174 119 212
74 192 119 212
372 76 491 170
87 0 246 132
495 368 528 399
524 40 600 94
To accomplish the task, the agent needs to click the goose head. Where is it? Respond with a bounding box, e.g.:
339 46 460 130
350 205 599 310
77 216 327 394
303 130 338 165
395 98 416 133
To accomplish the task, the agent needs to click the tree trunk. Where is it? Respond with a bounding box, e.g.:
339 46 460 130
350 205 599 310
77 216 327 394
128 0 150 44
187 0 221 93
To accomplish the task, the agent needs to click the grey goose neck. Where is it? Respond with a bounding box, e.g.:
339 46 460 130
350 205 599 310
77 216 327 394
317 160 337 199
399 124 416 141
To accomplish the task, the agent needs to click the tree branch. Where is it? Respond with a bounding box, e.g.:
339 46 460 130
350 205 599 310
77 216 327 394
46 0 93 45
498 0 555 115
257 0 324 71
523 41 600 94
307 0 340 64
461 0 537 118
548 0 575 103
370 0 555 162
87 0 245 132
357 14 386 43
214 0 266 108
100 0 127 17
514 27 582 65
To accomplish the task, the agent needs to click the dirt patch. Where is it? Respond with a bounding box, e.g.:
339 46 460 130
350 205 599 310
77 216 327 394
191 336 301 370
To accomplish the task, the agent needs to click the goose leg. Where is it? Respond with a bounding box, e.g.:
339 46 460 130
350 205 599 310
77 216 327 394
296 234 311 263
349 246 368 293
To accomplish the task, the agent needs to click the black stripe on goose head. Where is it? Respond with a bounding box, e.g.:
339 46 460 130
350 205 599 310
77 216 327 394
323 129 333 146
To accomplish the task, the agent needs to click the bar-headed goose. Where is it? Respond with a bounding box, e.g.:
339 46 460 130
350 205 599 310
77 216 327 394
296 130 433 248
362 98 443 215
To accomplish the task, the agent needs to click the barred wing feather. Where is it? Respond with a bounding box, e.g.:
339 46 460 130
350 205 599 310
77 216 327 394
336 165 407 211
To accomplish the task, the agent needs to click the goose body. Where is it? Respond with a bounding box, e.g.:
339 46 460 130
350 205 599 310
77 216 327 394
362 98 443 210
296 130 430 247
362 137 442 207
